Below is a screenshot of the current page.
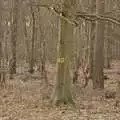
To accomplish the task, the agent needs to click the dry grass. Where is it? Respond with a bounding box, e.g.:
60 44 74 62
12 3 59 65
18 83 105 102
0 61 120 120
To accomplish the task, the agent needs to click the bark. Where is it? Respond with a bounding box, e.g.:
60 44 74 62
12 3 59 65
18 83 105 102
23 16 30 63
39 25 47 83
104 0 112 69
29 11 35 74
89 0 96 79
40 40 47 83
93 0 105 89
52 19 74 105
105 33 112 68
0 42 2 84
10 0 18 74
52 0 75 104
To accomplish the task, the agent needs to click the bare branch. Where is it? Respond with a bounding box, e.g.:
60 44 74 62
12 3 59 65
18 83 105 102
29 3 79 26
28 3 120 26
76 13 120 25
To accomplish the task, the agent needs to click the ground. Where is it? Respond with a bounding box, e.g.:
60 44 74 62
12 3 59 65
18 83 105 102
0 60 120 120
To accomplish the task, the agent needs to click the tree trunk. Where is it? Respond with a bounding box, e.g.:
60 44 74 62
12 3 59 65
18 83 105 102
89 0 96 79
0 1 2 83
105 34 112 68
93 0 105 89
41 40 47 83
52 0 75 104
0 42 2 84
23 16 30 63
104 0 112 69
10 0 18 75
29 11 35 74
52 19 74 105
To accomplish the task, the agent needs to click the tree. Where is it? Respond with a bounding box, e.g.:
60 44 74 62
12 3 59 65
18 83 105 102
29 6 36 74
104 0 113 68
10 0 18 75
39 25 47 83
89 0 96 79
93 0 105 89
52 0 75 105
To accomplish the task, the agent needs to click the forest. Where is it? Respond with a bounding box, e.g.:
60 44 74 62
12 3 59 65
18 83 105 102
0 0 120 120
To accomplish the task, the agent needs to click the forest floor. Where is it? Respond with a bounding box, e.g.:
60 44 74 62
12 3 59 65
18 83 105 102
0 60 120 120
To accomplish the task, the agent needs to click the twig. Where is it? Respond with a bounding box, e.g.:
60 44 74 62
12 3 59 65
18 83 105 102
28 3 120 26
28 3 79 26
76 13 120 25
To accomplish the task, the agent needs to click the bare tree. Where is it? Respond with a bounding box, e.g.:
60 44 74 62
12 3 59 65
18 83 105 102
104 0 113 68
93 0 105 89
52 0 75 104
89 0 96 79
29 6 36 74
10 0 18 75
